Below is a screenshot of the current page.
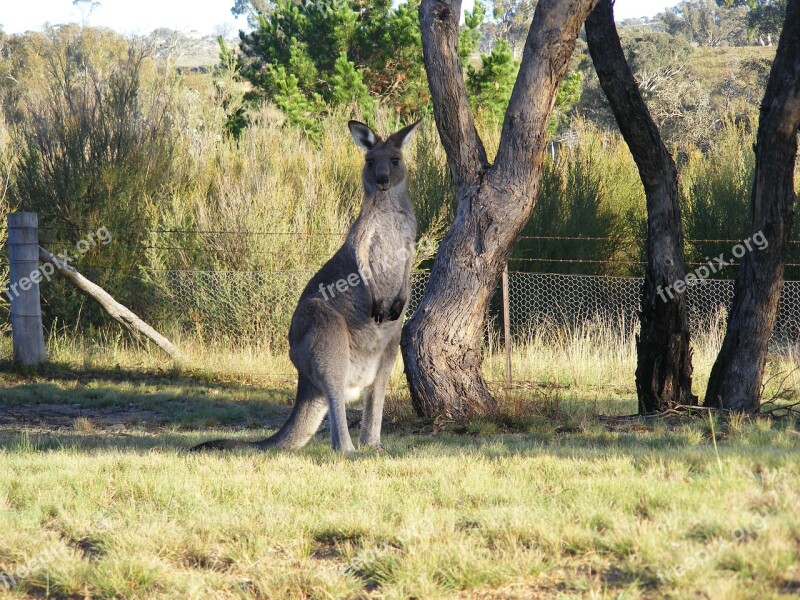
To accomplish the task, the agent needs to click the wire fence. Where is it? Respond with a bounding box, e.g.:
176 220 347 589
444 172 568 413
24 228 800 348
159 269 800 346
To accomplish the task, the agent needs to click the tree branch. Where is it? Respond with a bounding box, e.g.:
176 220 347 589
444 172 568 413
586 0 676 194
419 0 488 192
491 0 599 189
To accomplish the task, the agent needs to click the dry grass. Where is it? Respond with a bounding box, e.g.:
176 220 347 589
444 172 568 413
0 325 799 598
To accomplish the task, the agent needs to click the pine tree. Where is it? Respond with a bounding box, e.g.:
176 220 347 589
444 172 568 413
234 0 427 130
466 40 518 127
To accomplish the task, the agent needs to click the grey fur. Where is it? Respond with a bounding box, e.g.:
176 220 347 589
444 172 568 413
193 120 420 452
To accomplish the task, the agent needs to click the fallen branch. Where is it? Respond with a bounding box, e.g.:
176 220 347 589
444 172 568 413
760 399 800 419
39 246 183 361
600 404 729 422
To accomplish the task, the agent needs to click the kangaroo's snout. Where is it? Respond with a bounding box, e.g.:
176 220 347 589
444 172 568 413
376 170 390 190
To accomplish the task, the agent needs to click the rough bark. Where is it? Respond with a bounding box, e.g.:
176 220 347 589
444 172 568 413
586 0 696 413
704 0 800 412
402 0 599 419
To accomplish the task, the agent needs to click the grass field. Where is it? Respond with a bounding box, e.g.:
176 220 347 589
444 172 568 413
0 330 799 599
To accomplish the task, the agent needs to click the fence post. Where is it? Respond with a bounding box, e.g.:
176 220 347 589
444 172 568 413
502 263 511 387
7 212 46 365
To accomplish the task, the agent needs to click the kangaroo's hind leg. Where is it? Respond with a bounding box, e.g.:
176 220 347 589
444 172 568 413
359 330 400 448
291 300 357 452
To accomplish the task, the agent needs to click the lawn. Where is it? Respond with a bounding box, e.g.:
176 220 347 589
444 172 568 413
0 334 798 599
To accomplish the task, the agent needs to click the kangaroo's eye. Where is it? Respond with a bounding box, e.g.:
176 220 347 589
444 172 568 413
365 159 374 167
391 158 400 166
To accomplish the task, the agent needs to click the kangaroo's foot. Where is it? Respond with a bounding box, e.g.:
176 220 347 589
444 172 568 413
333 439 357 453
359 438 383 449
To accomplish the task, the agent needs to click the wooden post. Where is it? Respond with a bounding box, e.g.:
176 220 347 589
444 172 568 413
502 263 511 388
7 212 46 365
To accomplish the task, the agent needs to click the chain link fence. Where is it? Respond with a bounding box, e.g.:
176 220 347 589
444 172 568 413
508 273 800 342
160 270 800 347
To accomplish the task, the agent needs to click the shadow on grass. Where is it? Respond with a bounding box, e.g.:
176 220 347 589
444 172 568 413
0 359 297 431
2 420 797 464
0 359 287 390
1 361 797 461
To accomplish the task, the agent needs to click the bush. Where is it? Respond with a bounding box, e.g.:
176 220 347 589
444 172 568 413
3 26 182 328
516 122 646 277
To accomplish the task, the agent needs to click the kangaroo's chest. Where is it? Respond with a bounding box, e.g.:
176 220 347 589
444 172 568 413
367 212 414 277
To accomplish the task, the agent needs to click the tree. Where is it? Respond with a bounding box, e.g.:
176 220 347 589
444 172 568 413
660 0 748 46
466 39 518 127
2 26 178 327
716 0 787 44
747 0 787 44
586 0 696 413
704 0 800 412
401 0 599 419
459 0 486 59
490 0 538 56
577 30 717 149
231 0 271 27
235 0 427 127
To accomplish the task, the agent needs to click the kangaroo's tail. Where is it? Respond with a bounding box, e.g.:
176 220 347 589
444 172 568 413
191 438 262 451
191 379 327 452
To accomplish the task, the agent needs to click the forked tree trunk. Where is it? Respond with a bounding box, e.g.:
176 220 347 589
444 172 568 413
704 0 800 412
586 0 696 413
402 0 599 419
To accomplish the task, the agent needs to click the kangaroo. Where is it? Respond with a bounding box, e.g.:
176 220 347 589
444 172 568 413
193 120 420 452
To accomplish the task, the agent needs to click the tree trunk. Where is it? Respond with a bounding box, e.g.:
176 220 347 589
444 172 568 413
704 0 800 412
402 0 599 419
585 0 696 413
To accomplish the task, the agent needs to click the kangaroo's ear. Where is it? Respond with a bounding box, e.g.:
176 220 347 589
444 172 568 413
348 120 378 151
388 119 422 148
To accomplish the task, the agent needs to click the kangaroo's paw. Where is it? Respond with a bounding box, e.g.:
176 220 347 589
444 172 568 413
388 296 406 321
371 298 386 324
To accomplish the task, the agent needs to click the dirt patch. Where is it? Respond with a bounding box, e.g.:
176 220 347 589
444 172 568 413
0 402 160 433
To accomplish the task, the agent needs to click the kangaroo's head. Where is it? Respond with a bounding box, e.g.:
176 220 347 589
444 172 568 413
348 120 421 196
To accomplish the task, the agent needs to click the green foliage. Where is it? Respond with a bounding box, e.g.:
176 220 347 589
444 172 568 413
681 120 755 262
577 34 770 149
236 0 426 131
746 0 787 41
263 63 323 135
658 0 787 46
466 39 518 128
329 53 373 115
466 39 584 135
489 0 536 55
216 36 249 138
517 123 646 276
621 30 694 74
459 1 486 61
678 119 800 278
1 26 180 327
715 0 787 41
230 0 271 27
550 71 583 136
